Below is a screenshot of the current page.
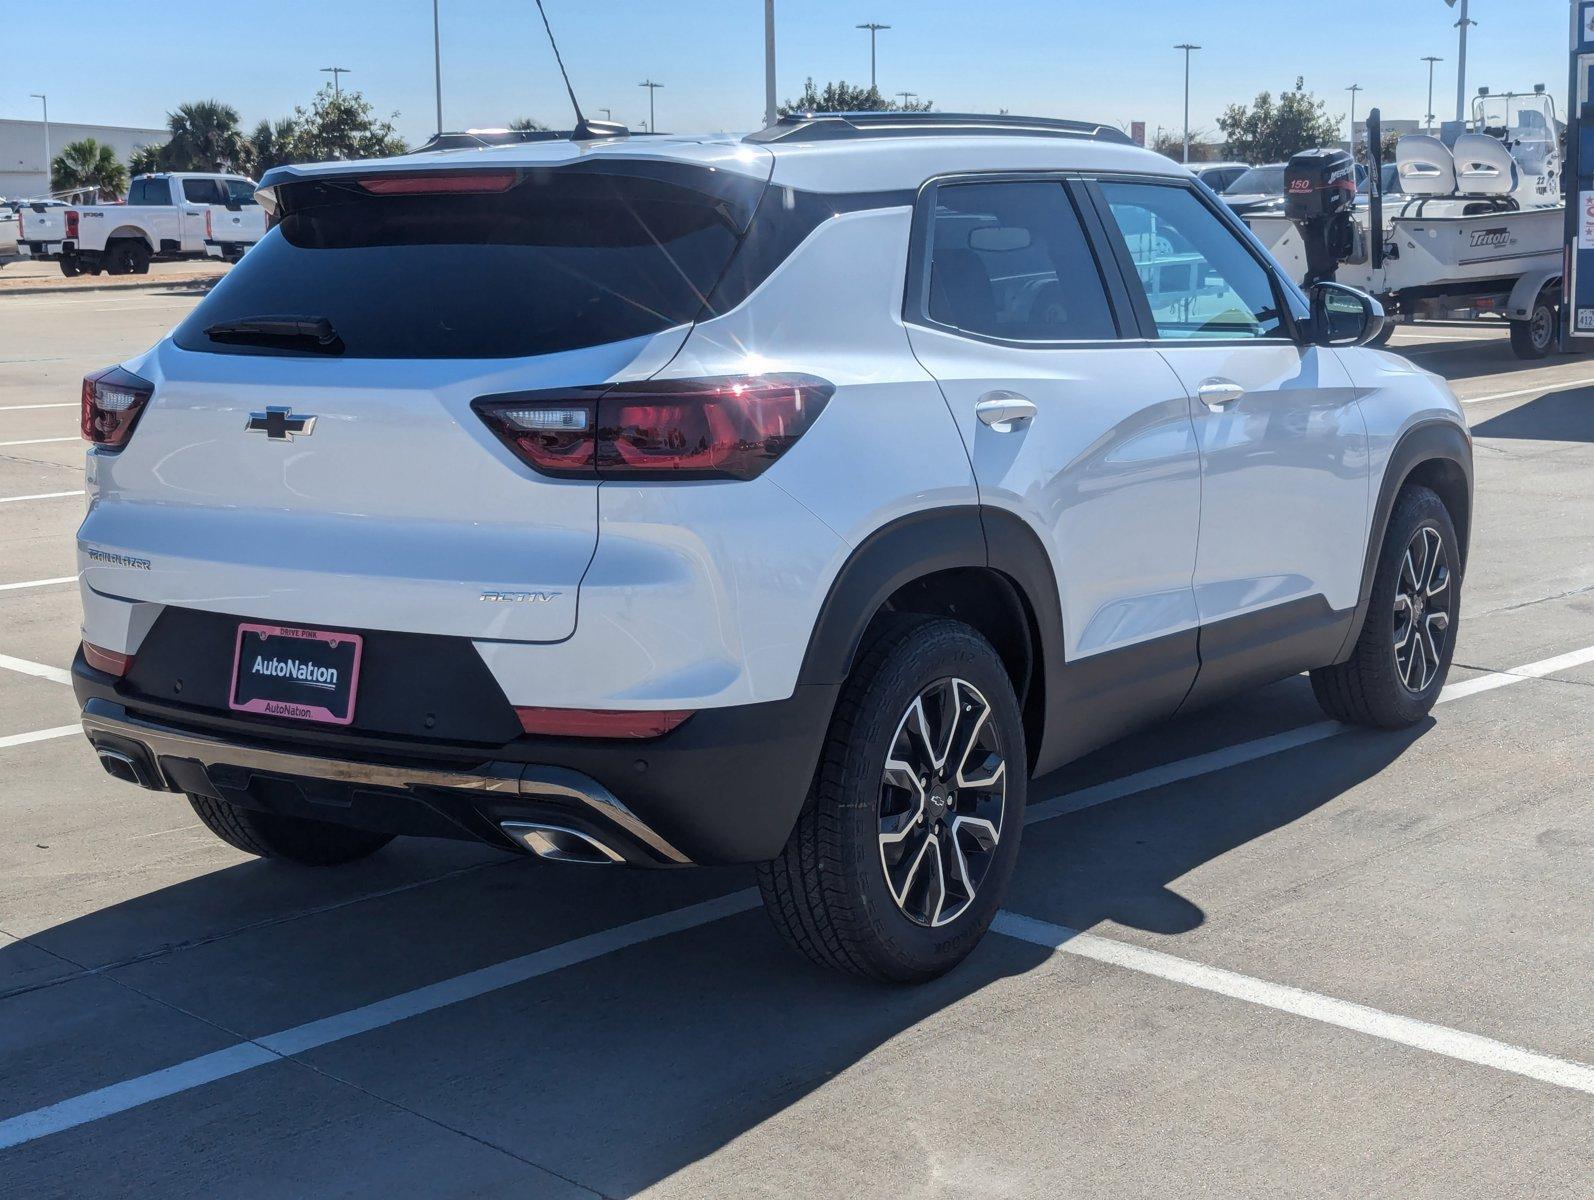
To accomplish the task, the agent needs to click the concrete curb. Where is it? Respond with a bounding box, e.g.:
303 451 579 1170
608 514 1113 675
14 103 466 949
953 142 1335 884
0 275 222 298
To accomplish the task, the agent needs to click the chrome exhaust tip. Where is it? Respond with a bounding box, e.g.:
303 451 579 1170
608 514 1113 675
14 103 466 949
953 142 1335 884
500 821 625 865
95 745 162 790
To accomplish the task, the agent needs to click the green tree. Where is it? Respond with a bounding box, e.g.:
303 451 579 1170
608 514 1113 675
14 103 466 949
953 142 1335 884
51 138 128 198
1151 126 1220 163
777 78 933 117
127 143 165 177
1356 129 1401 168
282 85 407 162
1217 77 1342 164
508 116 549 131
162 100 249 170
248 117 300 174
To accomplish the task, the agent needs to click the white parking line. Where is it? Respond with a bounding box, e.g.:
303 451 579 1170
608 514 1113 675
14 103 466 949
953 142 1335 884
1459 377 1594 405
0 640 1589 1149
0 725 78 750
0 576 76 592
0 654 72 685
0 403 76 411
0 436 77 447
991 912 1594 1097
0 491 79 505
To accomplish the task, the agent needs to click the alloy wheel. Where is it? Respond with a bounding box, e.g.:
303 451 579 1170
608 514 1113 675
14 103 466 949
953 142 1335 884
1393 525 1451 693
877 677 1007 927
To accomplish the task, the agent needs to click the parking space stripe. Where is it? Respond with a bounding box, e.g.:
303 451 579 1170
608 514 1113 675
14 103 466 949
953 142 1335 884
0 641 1590 1149
0 403 76 412
0 576 76 592
0 654 72 685
0 725 78 750
0 437 77 447
991 912 1594 1097
1459 377 1594 404
0 890 760 1152
0 491 79 505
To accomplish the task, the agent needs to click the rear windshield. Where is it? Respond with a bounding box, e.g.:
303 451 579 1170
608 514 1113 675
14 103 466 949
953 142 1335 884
174 162 763 359
1225 166 1285 195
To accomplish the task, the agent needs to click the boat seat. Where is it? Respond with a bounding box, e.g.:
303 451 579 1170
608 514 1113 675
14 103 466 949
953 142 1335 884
1396 134 1458 195
1452 133 1519 195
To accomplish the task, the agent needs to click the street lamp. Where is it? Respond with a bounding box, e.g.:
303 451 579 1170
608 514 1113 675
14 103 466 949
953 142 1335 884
856 22 890 92
639 79 663 133
895 91 917 109
1174 44 1200 164
1346 83 1363 149
29 93 49 192
320 67 351 97
1444 0 1475 124
433 0 444 136
765 0 778 128
1422 56 1444 130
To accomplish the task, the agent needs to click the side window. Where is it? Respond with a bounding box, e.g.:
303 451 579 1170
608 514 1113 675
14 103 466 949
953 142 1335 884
182 178 224 205
224 179 259 206
1098 181 1285 340
926 180 1117 341
127 179 150 206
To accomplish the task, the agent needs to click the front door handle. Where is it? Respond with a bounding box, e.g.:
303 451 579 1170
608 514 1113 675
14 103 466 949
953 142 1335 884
1197 378 1246 410
976 391 1038 432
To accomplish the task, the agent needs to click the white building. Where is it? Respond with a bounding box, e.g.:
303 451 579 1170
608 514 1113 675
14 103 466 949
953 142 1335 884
1 118 165 199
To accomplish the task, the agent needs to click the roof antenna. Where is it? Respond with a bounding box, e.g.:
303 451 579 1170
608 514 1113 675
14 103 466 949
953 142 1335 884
532 0 626 141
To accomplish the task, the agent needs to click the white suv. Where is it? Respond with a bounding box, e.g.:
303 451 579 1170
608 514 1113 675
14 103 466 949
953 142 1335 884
73 113 1472 982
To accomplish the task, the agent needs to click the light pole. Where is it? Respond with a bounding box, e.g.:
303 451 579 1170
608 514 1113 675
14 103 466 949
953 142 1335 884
29 93 49 192
639 80 663 133
856 22 890 92
320 67 351 96
765 0 778 127
896 91 917 109
1346 83 1363 150
599 107 612 121
1174 44 1200 164
432 0 444 136
1446 0 1474 123
1422 55 1444 129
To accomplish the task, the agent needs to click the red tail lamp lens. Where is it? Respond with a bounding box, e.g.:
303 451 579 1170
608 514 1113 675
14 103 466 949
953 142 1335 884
474 375 833 481
65 209 80 239
82 641 134 677
515 707 694 738
81 366 155 449
356 171 517 196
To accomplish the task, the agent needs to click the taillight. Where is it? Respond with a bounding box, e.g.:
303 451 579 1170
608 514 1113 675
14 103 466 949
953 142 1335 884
82 641 134 677
81 366 154 449
474 374 833 481
514 706 693 738
205 209 213 240
65 209 79 239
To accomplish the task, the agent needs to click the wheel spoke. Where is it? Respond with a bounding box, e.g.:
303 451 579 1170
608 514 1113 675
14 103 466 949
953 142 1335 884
924 835 948 925
947 831 977 901
1400 548 1420 595
1427 563 1450 599
952 814 1000 852
892 831 935 906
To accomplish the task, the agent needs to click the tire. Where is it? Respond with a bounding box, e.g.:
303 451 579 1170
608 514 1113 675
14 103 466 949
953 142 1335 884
187 793 394 865
128 242 151 275
104 241 138 276
59 258 81 278
1310 484 1461 728
1509 292 1555 359
757 616 1027 983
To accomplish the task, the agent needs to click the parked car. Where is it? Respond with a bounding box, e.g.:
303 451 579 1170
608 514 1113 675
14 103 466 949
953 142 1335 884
18 172 265 276
73 112 1471 983
0 204 19 268
1220 162 1290 216
1190 161 1250 193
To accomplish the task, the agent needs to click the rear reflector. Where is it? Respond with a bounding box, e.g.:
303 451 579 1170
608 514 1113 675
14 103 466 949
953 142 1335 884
515 707 694 739
357 171 517 196
474 374 834 481
82 641 134 677
81 366 155 449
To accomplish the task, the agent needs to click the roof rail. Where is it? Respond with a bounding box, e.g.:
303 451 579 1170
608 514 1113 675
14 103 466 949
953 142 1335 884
745 111 1134 146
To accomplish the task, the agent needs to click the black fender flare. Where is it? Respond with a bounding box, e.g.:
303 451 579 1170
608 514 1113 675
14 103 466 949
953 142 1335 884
1336 418 1473 661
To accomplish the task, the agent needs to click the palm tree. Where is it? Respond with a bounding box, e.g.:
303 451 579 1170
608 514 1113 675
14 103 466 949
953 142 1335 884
127 143 165 177
51 139 129 200
247 117 299 174
164 100 248 171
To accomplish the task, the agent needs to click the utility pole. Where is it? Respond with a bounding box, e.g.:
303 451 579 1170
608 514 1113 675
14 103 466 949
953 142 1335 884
433 0 444 136
856 22 890 92
1174 44 1200 163
29 93 48 192
639 79 663 133
320 67 351 97
1448 0 1475 123
1346 82 1363 149
1422 55 1444 129
599 107 612 120
765 0 778 127
895 91 917 109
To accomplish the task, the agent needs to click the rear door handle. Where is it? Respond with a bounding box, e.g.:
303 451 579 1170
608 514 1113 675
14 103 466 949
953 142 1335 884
1197 378 1246 410
976 391 1038 432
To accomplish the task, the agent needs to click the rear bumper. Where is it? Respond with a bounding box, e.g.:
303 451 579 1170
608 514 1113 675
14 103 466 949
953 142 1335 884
73 654 837 866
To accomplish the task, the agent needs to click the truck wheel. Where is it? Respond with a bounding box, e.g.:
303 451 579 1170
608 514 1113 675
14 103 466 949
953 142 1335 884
1310 485 1460 728
128 242 151 275
59 259 81 278
187 793 394 865
756 616 1026 983
1509 294 1556 359
104 241 138 276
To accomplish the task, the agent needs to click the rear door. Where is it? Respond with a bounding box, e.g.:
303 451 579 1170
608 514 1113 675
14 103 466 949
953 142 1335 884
1086 177 1368 669
178 177 217 250
904 175 1203 711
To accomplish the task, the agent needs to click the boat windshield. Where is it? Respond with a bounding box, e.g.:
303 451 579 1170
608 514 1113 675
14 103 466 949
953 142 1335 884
1473 92 1560 178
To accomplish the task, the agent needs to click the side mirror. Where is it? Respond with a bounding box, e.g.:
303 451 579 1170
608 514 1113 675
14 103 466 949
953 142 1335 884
1308 281 1386 347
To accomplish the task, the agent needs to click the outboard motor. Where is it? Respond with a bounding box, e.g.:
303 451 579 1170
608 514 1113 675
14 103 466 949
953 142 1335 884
1285 148 1358 286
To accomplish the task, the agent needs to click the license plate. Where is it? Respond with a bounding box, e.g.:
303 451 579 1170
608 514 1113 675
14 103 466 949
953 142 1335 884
229 623 362 725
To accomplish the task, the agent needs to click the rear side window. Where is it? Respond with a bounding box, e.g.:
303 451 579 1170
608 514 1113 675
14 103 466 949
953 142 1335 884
223 178 258 206
925 181 1117 341
182 179 225 205
128 179 164 206
174 164 761 360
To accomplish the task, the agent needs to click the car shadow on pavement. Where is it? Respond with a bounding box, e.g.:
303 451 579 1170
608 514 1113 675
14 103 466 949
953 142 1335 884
1392 334 1590 385
0 686 1428 1196
1470 387 1594 442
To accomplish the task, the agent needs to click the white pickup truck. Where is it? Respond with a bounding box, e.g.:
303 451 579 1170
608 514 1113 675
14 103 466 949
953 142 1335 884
17 173 266 276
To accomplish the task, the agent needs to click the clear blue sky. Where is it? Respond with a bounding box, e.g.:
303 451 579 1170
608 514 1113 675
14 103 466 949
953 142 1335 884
3 0 1575 146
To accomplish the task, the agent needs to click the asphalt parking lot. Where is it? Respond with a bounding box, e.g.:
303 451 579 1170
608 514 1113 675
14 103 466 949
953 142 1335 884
1 289 1590 1198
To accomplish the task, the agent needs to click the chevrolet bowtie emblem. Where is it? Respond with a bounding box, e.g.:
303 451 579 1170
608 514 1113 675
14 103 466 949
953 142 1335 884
246 407 317 441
